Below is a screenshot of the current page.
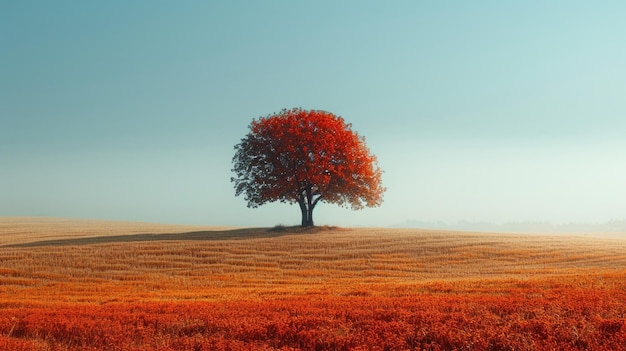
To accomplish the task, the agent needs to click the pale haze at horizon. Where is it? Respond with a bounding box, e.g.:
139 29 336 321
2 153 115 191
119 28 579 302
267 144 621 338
2 2 625 228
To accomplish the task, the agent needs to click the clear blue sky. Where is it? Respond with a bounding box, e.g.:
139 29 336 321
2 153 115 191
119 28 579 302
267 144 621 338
2 1 625 227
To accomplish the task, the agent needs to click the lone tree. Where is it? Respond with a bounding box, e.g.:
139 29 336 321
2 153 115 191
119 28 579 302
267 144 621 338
231 108 385 227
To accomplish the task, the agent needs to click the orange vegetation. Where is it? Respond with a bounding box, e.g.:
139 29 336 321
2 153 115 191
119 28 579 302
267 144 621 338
1 218 626 350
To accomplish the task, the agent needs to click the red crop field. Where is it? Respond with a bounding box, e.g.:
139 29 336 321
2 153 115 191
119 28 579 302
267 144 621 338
1 217 626 350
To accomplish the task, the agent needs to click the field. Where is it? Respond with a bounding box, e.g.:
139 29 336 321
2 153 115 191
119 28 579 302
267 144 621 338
1 217 626 350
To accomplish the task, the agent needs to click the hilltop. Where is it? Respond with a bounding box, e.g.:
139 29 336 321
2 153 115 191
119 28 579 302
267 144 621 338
2 217 626 350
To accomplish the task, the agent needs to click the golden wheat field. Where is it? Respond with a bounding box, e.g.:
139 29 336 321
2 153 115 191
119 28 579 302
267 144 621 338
1 217 626 350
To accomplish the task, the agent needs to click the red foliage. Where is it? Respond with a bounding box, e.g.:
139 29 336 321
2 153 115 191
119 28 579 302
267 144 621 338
2 280 626 350
232 108 385 226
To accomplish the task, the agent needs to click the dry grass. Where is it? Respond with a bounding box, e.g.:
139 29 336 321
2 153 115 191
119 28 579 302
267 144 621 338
0 216 242 246
2 217 626 304
3 217 626 350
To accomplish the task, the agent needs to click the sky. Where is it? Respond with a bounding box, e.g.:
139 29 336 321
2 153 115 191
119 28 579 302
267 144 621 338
2 1 625 228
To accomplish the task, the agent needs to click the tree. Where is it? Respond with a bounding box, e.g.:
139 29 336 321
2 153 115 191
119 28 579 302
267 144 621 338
231 108 385 227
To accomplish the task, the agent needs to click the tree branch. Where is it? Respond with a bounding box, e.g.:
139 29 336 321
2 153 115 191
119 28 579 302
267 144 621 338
311 194 323 209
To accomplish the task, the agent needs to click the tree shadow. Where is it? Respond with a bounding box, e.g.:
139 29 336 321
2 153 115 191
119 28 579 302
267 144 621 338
4 227 295 248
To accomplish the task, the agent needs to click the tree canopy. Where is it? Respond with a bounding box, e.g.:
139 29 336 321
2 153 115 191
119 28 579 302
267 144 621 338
231 108 385 227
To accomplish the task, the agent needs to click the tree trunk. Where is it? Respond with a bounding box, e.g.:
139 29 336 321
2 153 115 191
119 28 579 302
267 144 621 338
300 202 315 227
300 206 310 227
301 212 313 227
298 186 316 227
306 206 314 227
